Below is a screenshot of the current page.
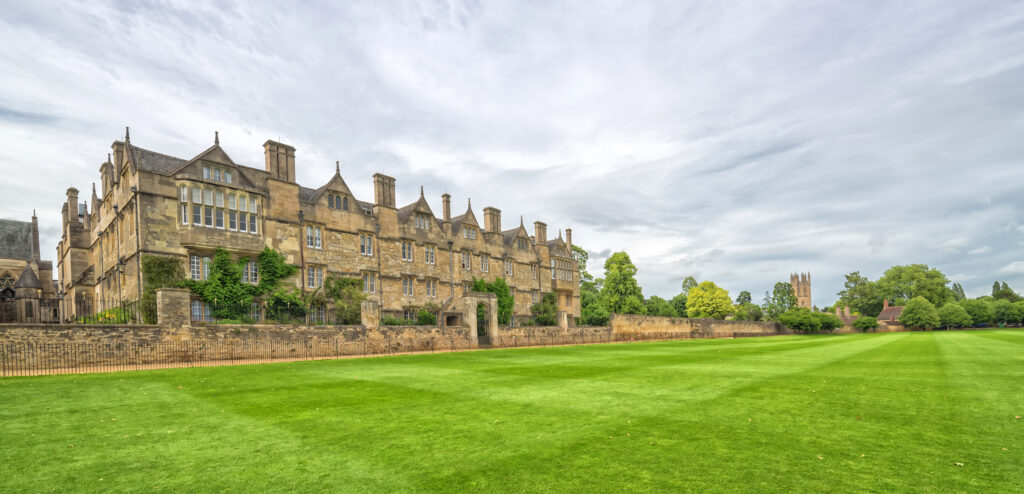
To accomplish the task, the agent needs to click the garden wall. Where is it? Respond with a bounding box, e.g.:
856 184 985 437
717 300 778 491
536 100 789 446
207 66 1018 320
609 314 786 337
493 325 613 347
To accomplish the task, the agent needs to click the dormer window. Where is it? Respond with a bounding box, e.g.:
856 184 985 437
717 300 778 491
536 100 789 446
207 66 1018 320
414 213 430 230
463 226 477 239
517 238 530 250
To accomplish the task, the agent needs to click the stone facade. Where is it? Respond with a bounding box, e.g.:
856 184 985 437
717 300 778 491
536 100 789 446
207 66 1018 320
790 272 811 309
0 213 58 323
57 129 581 323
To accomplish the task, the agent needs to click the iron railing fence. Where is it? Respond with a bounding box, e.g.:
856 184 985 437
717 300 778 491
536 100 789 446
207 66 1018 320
1 330 748 377
73 298 144 325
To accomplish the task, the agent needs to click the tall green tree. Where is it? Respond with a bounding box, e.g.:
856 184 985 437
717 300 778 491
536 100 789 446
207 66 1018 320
680 276 698 297
877 264 952 307
733 302 763 321
580 289 610 326
991 281 1021 302
836 271 884 317
951 283 966 301
571 245 593 284
958 299 992 325
735 291 752 304
763 282 798 321
937 303 972 329
600 252 645 314
686 281 732 319
899 296 941 329
991 299 1022 324
645 296 679 317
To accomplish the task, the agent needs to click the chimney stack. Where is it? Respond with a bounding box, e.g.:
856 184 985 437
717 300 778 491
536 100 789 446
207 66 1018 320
483 207 501 233
373 173 396 208
835 306 841 317
263 140 296 182
566 228 572 250
844 306 851 317
534 221 547 244
442 193 451 221
883 299 889 310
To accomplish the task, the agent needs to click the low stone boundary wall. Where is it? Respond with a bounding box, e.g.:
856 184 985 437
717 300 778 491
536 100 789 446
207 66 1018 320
609 314 786 337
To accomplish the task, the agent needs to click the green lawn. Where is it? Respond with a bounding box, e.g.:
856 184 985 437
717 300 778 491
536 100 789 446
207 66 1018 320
1 331 1022 493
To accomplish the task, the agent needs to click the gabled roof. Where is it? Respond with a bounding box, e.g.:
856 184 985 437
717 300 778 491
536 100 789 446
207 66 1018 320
500 218 531 246
397 187 436 223
306 162 356 205
877 305 904 322
0 219 32 260
14 265 41 289
171 142 240 175
131 145 187 175
450 199 479 231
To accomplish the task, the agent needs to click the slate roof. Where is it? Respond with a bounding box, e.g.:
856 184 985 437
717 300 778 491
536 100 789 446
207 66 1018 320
0 219 32 260
132 146 187 175
877 305 904 322
298 187 317 203
14 265 41 289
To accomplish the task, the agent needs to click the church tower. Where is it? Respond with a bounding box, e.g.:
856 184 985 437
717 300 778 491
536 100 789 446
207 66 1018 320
790 273 812 309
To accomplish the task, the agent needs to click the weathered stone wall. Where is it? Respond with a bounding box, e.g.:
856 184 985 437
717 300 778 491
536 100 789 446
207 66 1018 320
609 314 786 338
0 323 473 371
491 325 613 347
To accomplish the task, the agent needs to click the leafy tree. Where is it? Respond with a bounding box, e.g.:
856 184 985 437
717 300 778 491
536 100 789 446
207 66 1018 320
571 245 593 283
733 302 763 321
836 271 884 317
951 283 966 301
580 289 610 326
680 276 698 297
779 308 820 333
686 281 732 319
937 303 972 329
991 281 1021 302
958 299 992 326
139 255 186 324
763 282 798 321
669 293 688 318
600 252 645 314
877 264 952 307
472 277 514 324
813 312 843 332
852 316 879 331
735 291 752 304
991 299 1022 324
323 276 365 324
645 295 679 317
899 296 941 329
529 292 559 326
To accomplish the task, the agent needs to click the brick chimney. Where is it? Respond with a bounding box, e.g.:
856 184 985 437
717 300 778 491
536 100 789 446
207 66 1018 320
565 228 572 250
373 173 396 208
31 211 40 261
835 306 841 317
534 221 547 244
65 187 79 226
483 207 501 233
263 140 296 182
883 299 889 309
844 306 851 317
442 193 451 221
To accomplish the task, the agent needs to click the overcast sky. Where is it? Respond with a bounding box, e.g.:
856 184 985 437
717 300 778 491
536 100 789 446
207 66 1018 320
1 0 1022 305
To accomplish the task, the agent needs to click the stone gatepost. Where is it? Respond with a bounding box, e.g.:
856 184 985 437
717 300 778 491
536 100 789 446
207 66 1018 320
156 288 190 327
557 311 569 330
361 300 380 329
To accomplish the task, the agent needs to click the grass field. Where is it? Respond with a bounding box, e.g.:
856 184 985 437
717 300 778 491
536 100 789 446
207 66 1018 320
1 331 1022 493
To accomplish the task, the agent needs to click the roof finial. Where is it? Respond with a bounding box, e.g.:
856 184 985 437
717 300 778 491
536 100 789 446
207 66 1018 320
107 153 111 164
125 126 130 142
335 161 340 175
214 131 219 145
520 215 524 227
558 229 563 239
467 198 472 209
420 185 425 198
33 209 36 217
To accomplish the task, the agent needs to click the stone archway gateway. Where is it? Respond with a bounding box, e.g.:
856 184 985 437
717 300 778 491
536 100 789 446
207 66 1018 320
462 292 498 348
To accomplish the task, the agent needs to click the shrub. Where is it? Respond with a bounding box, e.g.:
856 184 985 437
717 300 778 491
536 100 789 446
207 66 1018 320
852 316 879 331
779 308 820 333
139 255 185 324
265 288 307 324
900 296 940 329
813 312 843 332
382 316 414 326
529 293 559 326
416 309 437 326
958 299 992 326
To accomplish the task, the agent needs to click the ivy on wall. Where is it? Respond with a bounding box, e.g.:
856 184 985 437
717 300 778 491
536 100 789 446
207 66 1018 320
184 247 299 321
139 255 186 324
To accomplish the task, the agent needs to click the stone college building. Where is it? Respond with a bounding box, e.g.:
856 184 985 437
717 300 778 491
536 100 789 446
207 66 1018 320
58 129 581 323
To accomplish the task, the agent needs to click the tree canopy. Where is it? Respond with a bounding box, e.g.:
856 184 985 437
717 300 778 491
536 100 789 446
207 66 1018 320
877 264 951 307
937 303 972 329
686 281 732 319
645 295 679 317
600 252 645 315
763 282 798 321
899 296 941 329
836 271 884 317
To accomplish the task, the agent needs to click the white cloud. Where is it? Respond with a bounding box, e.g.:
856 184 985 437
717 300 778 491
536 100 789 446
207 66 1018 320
968 246 991 255
999 262 1024 275
1 1 1023 300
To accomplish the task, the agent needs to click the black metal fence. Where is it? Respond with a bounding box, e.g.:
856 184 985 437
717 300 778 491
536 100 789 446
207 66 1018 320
0 329 755 377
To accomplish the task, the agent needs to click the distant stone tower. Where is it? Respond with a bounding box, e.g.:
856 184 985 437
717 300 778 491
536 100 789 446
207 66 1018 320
790 273 812 309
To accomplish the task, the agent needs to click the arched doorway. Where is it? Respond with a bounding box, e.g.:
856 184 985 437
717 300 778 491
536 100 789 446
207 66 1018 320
0 287 15 323
462 292 498 348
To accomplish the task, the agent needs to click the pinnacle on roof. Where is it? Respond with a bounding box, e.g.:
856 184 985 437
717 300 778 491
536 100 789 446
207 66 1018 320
214 131 219 145
335 160 340 175
125 126 130 142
